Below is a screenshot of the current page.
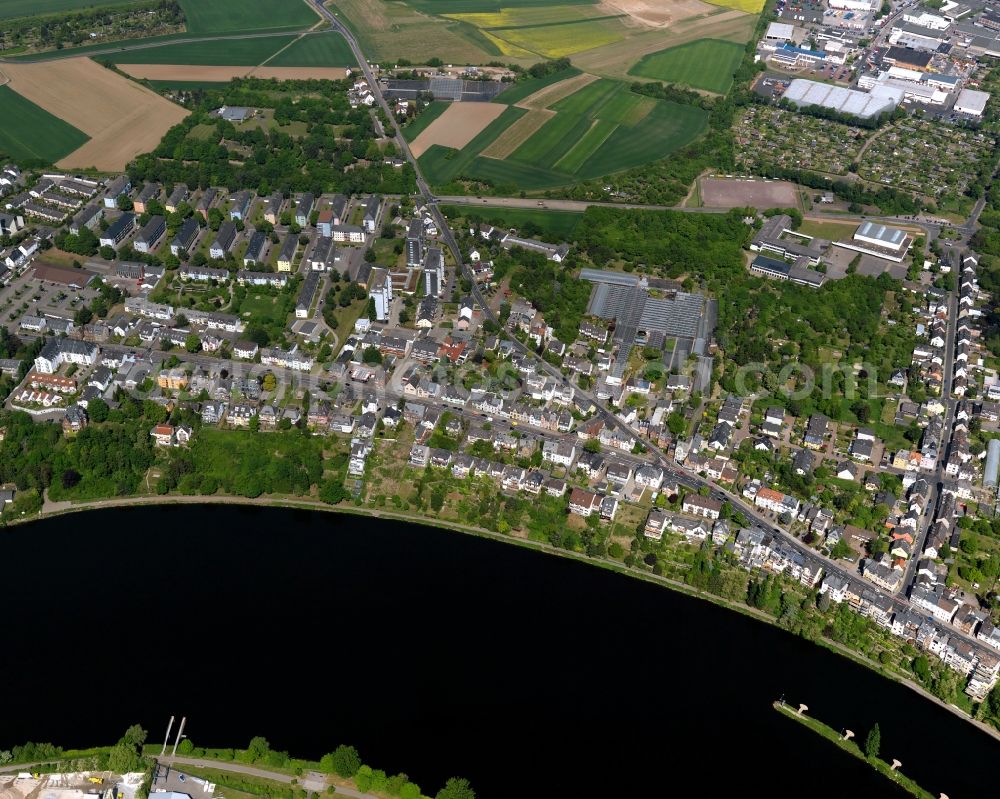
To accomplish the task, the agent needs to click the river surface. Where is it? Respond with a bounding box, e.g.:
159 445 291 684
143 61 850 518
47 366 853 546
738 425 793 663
1 505 994 797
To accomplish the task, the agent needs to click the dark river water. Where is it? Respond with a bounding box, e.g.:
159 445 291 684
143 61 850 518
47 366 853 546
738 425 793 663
1 505 995 797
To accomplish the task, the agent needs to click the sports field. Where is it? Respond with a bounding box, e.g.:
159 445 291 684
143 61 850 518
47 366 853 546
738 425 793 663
180 0 319 34
419 77 707 189
628 38 745 94
103 35 297 65
0 85 90 163
266 33 356 66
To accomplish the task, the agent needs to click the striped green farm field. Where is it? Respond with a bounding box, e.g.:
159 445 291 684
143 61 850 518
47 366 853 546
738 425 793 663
0 85 90 163
549 76 619 114
596 90 655 125
628 38 745 94
266 33 356 66
575 100 707 178
554 118 617 172
103 35 296 65
465 156 569 190
509 111 592 166
494 66 581 104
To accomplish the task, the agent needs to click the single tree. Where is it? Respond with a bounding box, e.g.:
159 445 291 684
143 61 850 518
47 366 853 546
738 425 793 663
436 777 475 799
331 744 361 778
864 723 880 760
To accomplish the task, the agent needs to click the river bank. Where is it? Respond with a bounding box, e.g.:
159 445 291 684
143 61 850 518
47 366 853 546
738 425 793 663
773 702 935 799
7 492 1000 748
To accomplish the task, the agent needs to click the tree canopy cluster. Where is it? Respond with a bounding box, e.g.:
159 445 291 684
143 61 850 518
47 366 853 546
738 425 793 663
129 79 416 198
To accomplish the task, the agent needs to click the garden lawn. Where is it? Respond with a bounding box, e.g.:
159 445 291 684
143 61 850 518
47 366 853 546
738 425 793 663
628 38 745 94
0 85 90 163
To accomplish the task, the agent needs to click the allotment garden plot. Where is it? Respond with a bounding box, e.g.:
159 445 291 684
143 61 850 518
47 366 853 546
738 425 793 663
734 105 868 177
857 118 995 210
418 74 708 189
735 105 996 214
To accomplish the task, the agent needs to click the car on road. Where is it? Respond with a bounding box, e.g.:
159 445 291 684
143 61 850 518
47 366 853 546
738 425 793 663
178 775 185 783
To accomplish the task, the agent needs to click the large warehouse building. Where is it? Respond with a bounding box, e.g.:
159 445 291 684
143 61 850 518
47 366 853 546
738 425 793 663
954 88 990 116
782 78 904 119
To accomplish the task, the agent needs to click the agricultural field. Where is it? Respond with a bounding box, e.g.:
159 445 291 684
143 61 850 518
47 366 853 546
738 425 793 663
102 35 297 65
328 0 504 65
117 64 349 81
266 32 356 66
330 0 756 75
0 0 129 18
0 85 90 163
419 75 707 190
485 16 631 59
573 7 753 80
704 0 765 11
180 0 320 34
409 102 507 157
628 37 744 94
493 66 583 105
0 57 188 170
402 101 450 142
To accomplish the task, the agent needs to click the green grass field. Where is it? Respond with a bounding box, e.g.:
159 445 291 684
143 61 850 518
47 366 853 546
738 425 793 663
494 66 581 104
265 32 356 66
402 100 450 142
104 35 296 64
0 86 90 163
628 38 745 94
0 0 124 19
441 205 583 238
238 292 290 327
509 111 592 166
179 0 319 34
